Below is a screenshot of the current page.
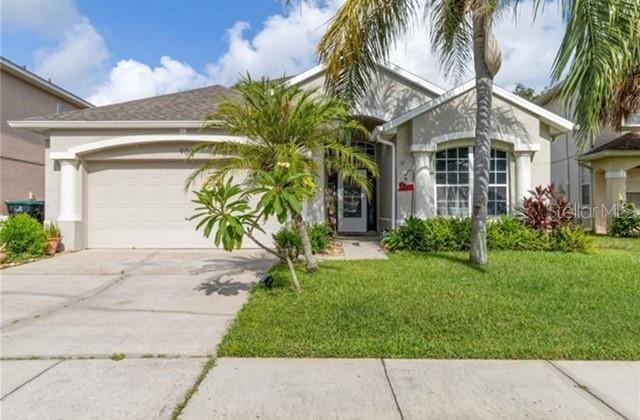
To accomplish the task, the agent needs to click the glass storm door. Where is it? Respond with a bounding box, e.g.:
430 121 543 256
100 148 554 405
337 169 367 233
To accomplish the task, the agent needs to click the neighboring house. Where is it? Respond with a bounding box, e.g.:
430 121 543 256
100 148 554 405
9 63 573 250
0 57 92 215
539 89 640 233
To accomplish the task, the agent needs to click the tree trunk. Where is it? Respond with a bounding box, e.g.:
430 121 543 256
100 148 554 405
295 214 319 273
470 12 495 265
285 256 302 293
247 230 301 293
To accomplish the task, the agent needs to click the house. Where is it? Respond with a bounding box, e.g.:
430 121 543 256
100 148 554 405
0 56 92 215
539 89 640 233
9 63 573 250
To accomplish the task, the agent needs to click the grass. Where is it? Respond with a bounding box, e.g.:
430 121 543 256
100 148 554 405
219 236 640 360
171 357 216 420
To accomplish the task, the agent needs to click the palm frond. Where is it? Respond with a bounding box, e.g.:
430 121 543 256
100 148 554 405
527 0 640 144
426 0 474 81
317 0 418 102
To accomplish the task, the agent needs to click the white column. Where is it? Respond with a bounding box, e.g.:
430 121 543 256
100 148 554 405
514 151 532 207
58 159 80 221
413 151 433 218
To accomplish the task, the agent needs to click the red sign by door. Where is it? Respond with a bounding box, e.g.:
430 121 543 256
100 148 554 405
398 182 414 192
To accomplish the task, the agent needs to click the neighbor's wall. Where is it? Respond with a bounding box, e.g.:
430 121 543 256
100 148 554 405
0 69 84 211
545 96 636 207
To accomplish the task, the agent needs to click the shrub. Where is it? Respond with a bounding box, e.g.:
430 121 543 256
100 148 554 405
272 228 302 261
383 216 472 252
521 185 574 232
549 225 592 252
423 217 472 251
609 203 640 237
382 228 405 252
0 214 47 259
487 216 548 251
308 223 333 253
384 215 589 253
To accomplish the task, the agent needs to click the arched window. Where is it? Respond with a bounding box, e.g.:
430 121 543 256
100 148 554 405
435 147 508 216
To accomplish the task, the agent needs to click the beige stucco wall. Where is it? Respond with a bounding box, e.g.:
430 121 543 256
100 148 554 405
297 67 439 121
0 69 85 210
393 90 553 222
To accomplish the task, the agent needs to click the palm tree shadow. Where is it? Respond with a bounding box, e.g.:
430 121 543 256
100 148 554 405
194 271 257 296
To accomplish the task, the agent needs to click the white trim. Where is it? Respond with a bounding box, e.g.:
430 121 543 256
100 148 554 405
621 115 640 129
8 120 205 130
1 57 93 108
428 131 541 152
605 170 627 179
372 127 397 229
58 159 80 222
492 85 574 133
49 134 246 160
578 149 640 161
382 80 575 135
287 62 446 96
286 65 324 86
410 144 436 153
379 63 446 95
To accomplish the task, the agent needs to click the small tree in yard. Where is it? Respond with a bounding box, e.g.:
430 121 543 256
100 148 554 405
188 76 377 274
190 167 314 293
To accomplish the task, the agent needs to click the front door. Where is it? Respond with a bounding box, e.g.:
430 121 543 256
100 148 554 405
337 169 367 233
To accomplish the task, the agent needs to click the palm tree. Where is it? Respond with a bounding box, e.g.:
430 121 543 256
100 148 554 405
316 0 640 264
187 75 378 272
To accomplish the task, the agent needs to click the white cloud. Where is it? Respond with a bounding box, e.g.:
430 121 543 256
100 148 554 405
387 2 564 91
4 0 565 105
493 4 565 90
1 0 80 37
204 0 562 92
206 1 342 85
89 56 210 105
33 19 109 96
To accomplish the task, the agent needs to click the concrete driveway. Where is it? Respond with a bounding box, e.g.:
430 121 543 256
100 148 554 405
0 249 274 420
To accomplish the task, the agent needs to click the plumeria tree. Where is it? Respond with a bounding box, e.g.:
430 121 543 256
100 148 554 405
191 167 315 292
188 75 378 273
315 0 640 264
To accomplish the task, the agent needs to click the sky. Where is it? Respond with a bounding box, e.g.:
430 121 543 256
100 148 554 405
1 0 567 106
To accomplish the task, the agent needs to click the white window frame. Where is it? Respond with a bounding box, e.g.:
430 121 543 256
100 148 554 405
488 148 509 216
434 145 510 217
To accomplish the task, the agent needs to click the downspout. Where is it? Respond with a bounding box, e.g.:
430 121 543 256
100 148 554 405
372 126 397 229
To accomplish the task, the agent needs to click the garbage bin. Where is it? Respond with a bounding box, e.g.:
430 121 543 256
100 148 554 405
5 200 45 223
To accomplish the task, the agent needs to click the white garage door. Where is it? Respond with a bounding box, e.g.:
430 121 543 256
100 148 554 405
87 161 279 248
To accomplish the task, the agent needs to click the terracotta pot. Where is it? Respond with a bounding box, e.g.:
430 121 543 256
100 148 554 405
47 237 61 255
0 251 7 264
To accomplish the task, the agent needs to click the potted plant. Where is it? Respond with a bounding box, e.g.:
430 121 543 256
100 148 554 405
44 222 62 255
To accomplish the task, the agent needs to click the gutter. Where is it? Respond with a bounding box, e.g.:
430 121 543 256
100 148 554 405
372 126 397 229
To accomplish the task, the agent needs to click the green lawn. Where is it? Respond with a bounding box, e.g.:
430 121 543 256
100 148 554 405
219 236 640 360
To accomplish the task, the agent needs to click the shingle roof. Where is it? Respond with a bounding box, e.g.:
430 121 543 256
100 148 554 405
583 132 640 155
23 85 238 121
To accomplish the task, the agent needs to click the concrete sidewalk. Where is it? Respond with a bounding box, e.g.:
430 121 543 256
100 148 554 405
181 358 639 419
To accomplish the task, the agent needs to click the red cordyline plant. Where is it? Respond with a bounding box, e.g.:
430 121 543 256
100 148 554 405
520 185 575 232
